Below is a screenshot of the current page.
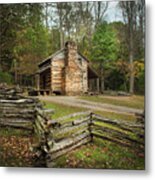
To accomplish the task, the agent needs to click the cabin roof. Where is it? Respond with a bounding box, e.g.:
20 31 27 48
38 49 64 67
38 48 89 67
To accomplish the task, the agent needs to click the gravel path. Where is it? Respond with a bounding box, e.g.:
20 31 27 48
39 96 143 115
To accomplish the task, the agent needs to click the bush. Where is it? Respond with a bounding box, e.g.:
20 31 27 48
0 71 13 84
135 69 145 95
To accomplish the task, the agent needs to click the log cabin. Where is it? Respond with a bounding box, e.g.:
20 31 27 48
36 41 99 95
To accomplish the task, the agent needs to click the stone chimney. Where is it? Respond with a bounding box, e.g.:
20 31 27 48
64 41 84 95
65 41 78 67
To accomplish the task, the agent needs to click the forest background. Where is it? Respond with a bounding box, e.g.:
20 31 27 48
0 0 145 94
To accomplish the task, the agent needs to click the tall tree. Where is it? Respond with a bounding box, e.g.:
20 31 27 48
0 3 50 85
13 4 50 75
92 22 119 92
0 4 28 71
136 0 145 58
119 1 137 94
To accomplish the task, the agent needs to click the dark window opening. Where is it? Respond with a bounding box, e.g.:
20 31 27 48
53 91 61 95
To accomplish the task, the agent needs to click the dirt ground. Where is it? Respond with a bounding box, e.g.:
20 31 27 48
39 96 143 115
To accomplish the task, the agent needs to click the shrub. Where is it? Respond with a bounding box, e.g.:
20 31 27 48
0 71 13 85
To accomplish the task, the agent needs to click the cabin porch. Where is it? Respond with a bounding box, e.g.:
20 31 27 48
88 66 99 93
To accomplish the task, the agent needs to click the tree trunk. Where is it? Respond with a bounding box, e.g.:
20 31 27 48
60 27 64 49
15 68 18 85
96 78 100 92
101 76 105 93
129 11 134 94
45 3 48 28
59 16 64 49
129 54 134 94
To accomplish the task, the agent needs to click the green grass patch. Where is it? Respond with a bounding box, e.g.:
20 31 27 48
0 127 31 137
95 110 136 121
43 101 85 119
79 95 144 109
43 101 136 122
54 138 145 169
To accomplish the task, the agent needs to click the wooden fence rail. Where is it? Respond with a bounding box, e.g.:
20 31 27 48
0 89 144 168
45 111 92 167
33 110 144 167
91 114 144 148
0 98 42 130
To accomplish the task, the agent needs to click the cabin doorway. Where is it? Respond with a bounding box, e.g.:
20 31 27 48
42 75 46 89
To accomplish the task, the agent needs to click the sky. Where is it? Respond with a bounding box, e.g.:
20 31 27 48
105 1 123 22
0 0 124 23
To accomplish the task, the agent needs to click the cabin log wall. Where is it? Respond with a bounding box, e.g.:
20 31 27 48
51 58 65 94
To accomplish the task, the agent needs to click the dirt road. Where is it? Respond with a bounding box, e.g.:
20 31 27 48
39 96 143 115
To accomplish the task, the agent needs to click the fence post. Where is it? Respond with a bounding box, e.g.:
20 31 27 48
33 108 54 167
89 112 93 142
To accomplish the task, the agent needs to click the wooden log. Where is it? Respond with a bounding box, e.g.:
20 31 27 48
92 114 141 127
92 124 144 145
0 121 33 130
92 122 144 136
34 120 45 136
52 81 61 84
52 121 89 135
72 116 90 125
53 129 90 143
92 114 144 133
48 132 90 154
46 136 91 163
0 108 35 114
52 122 90 141
48 111 91 126
0 103 39 108
0 99 37 104
0 117 34 123
36 115 47 131
52 77 62 80
0 113 35 119
35 116 45 131
92 131 132 147
48 116 90 129
35 108 54 120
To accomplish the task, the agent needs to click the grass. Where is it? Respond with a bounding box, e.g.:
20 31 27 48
0 125 144 169
95 110 136 121
79 95 144 109
54 138 145 169
43 101 136 121
0 127 31 137
43 101 85 119
0 95 144 168
42 98 144 169
43 94 144 122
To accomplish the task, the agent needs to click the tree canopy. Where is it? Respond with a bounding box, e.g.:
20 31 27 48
0 1 145 94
